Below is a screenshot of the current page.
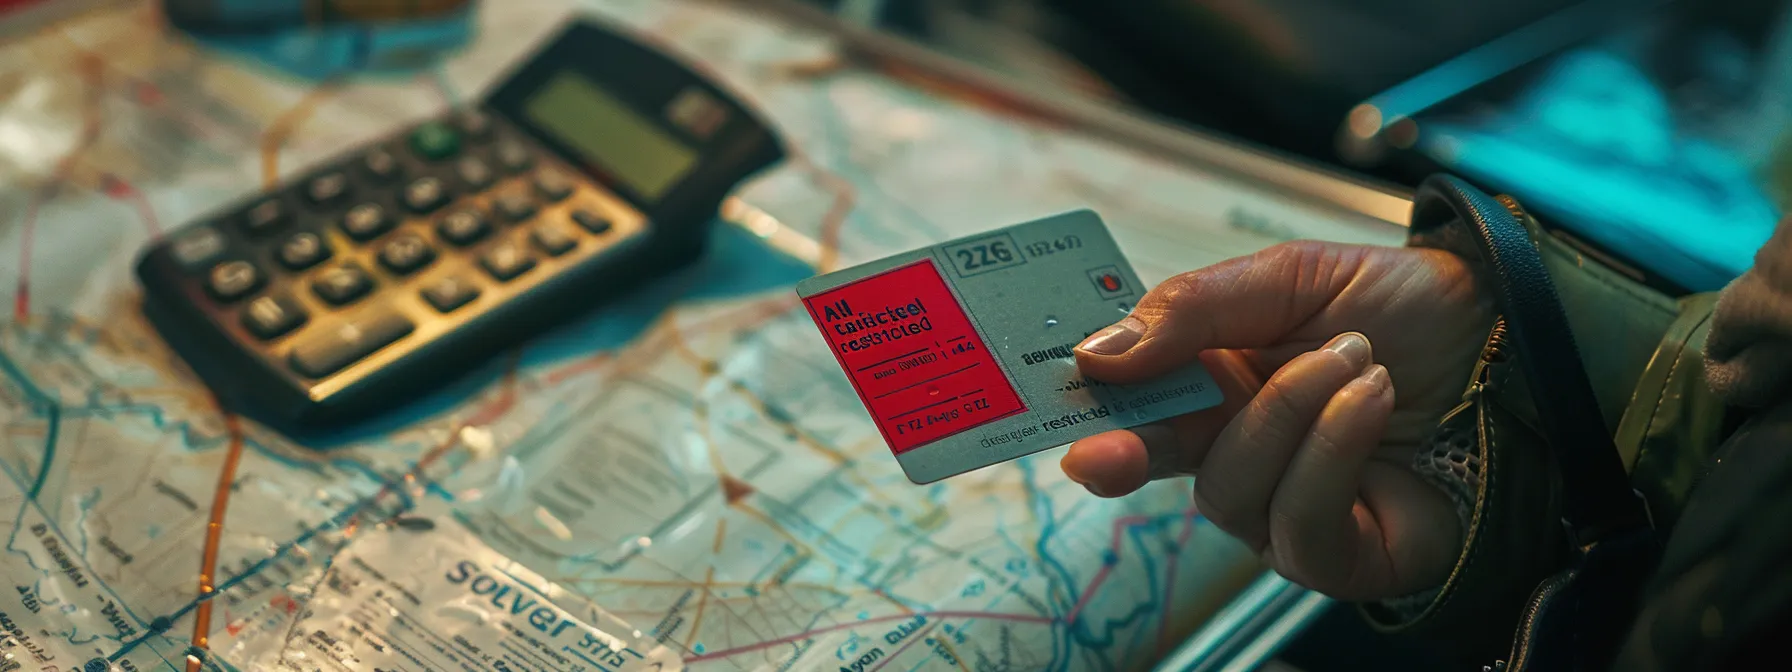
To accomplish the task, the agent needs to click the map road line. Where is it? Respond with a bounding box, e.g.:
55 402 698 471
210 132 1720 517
683 610 1055 663
187 402 244 671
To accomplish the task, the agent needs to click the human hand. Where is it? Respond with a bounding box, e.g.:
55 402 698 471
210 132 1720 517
1062 241 1493 600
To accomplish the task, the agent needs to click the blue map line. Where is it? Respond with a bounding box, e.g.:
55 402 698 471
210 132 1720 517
1016 461 1073 672
25 405 59 500
0 351 60 500
1077 522 1169 643
1 333 453 658
108 466 425 662
0 326 452 667
0 454 180 672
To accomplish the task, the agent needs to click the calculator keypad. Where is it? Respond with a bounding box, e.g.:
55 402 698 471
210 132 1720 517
153 108 647 385
421 275 479 313
480 240 536 281
494 140 533 173
241 199 288 235
494 191 537 223
314 264 375 305
242 294 307 340
534 169 574 202
209 260 263 301
409 122 460 162
378 233 436 275
455 157 495 190
570 209 612 235
438 209 491 246
278 232 331 270
531 224 578 256
362 147 402 181
171 227 227 269
402 177 452 214
287 313 415 378
305 171 351 204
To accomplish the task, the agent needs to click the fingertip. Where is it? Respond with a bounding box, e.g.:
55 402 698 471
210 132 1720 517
1348 364 1395 405
1075 316 1146 357
1062 431 1150 497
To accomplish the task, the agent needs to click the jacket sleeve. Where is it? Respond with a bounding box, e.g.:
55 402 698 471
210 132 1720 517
1703 217 1792 409
1356 198 1731 662
1612 216 1792 670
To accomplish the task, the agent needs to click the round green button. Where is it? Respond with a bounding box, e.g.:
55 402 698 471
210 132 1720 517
409 121 460 161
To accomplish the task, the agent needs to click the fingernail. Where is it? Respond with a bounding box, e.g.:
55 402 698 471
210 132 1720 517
1323 331 1373 371
1358 364 1392 396
1078 316 1146 356
1061 460 1109 496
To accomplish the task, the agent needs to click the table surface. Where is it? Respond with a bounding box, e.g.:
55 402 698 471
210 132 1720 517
0 1 1405 669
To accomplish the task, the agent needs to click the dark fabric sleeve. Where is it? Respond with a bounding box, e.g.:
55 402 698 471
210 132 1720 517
1610 399 1792 671
1611 217 1792 670
1705 217 1792 408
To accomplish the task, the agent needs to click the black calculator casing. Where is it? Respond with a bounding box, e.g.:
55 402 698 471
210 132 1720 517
136 19 783 429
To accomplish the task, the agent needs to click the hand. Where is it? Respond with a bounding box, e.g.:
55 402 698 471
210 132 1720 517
1062 241 1493 600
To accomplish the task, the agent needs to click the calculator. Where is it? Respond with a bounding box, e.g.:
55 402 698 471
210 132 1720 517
136 18 784 427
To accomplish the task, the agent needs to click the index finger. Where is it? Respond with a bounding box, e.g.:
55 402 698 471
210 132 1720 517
1074 242 1368 384
1061 349 1262 497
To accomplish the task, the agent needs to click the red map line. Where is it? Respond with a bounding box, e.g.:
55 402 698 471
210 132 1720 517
14 53 105 319
1064 514 1151 624
102 174 164 239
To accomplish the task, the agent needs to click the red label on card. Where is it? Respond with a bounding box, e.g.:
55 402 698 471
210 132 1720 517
803 260 1027 454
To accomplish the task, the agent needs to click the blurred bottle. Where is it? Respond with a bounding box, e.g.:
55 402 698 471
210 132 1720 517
162 0 477 80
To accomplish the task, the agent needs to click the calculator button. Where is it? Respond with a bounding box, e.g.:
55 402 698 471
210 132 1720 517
304 171 350 204
378 233 436 275
287 313 414 379
480 241 536 281
402 177 451 214
313 264 375 305
456 110 492 138
533 169 574 202
530 224 577 256
341 203 393 241
241 199 288 235
494 139 533 173
240 294 306 340
276 232 332 270
207 260 263 301
437 209 491 246
494 192 536 223
455 156 494 190
570 209 612 235
421 275 480 313
170 227 227 270
409 121 460 161
362 147 401 181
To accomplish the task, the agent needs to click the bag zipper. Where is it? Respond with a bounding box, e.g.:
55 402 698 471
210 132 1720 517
1497 570 1575 671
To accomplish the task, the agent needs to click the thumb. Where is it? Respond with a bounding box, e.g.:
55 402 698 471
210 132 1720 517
1075 242 1364 384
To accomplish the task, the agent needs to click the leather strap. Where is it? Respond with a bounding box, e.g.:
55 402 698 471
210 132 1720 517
1409 175 1651 544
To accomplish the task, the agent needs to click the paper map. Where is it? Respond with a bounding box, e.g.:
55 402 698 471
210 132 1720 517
0 0 1405 669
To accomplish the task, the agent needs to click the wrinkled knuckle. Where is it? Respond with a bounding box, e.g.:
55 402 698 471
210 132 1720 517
1139 271 1202 321
1260 240 1329 271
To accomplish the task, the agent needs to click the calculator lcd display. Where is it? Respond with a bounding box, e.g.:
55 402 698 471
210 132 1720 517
522 71 698 201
